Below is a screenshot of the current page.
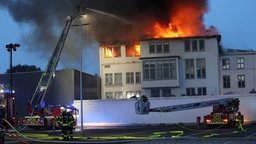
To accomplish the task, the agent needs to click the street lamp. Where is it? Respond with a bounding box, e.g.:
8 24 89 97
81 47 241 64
6 44 20 94
5 43 20 121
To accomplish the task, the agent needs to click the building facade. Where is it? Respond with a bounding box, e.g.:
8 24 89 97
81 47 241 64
99 40 141 99
99 35 256 99
220 49 256 95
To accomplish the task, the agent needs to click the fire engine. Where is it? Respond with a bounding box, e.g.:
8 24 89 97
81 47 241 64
135 97 243 127
20 5 85 129
0 84 16 127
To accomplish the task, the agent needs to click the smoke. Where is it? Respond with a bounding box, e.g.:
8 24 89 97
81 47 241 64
0 0 214 73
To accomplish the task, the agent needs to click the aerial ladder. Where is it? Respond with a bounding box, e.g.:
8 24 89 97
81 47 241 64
30 5 86 109
135 97 243 126
20 5 86 129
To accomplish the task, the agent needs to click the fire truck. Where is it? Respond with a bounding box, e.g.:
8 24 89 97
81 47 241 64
135 97 243 127
0 84 16 127
20 5 85 129
0 84 16 143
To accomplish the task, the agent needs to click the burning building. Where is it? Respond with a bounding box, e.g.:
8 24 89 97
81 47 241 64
98 0 222 98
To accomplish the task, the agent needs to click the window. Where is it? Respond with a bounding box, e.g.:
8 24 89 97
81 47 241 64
192 40 198 51
126 72 134 84
238 75 245 88
184 40 190 52
196 58 206 79
198 87 207 95
185 59 195 79
199 40 205 51
126 44 140 57
223 75 230 88
114 73 122 85
222 58 230 70
151 88 160 97
106 92 113 99
126 91 135 98
104 47 113 58
237 58 244 69
156 42 162 53
105 73 113 85
163 42 169 53
143 60 176 81
113 46 121 57
149 42 155 53
104 46 121 58
135 72 141 84
114 92 123 99
186 87 195 96
162 88 172 97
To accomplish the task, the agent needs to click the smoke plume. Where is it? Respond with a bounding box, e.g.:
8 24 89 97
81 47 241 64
0 0 215 73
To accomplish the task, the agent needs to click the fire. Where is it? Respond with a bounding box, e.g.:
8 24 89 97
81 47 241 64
104 47 113 58
126 44 140 57
146 1 214 38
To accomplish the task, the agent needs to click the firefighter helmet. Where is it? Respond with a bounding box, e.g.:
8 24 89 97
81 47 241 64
60 106 66 113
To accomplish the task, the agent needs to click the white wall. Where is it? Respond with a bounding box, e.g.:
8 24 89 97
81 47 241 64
74 94 256 126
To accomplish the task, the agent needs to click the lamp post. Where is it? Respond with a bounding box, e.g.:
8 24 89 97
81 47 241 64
72 21 89 132
6 43 20 120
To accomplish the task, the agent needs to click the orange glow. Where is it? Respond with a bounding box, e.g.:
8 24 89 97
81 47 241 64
146 3 211 38
135 44 140 56
104 47 113 58
126 44 140 57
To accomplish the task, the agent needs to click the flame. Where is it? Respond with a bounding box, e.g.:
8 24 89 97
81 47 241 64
146 1 214 38
104 47 113 58
126 44 140 57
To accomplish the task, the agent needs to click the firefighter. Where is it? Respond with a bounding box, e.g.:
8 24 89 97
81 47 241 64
140 95 148 102
237 111 245 132
66 108 75 139
58 107 75 140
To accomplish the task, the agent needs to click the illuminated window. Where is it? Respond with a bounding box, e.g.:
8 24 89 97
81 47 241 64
104 45 121 58
126 44 140 57
238 75 245 88
126 91 135 98
237 58 244 69
222 58 230 70
104 47 113 58
113 46 121 57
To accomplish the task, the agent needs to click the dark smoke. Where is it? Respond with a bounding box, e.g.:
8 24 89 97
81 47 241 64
0 0 212 73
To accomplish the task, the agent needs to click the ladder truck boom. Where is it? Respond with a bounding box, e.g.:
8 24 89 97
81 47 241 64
135 97 243 126
135 98 239 115
30 5 86 109
30 16 74 108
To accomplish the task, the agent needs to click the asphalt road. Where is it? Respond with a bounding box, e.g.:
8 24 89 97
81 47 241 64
3 123 256 144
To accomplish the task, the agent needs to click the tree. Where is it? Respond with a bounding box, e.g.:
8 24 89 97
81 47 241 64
6 64 41 73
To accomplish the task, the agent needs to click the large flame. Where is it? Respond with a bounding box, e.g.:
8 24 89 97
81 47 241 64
145 1 216 38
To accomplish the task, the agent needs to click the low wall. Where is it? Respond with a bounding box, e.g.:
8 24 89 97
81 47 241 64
74 94 256 126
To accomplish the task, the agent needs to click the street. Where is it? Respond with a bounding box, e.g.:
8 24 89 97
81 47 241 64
3 123 256 144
